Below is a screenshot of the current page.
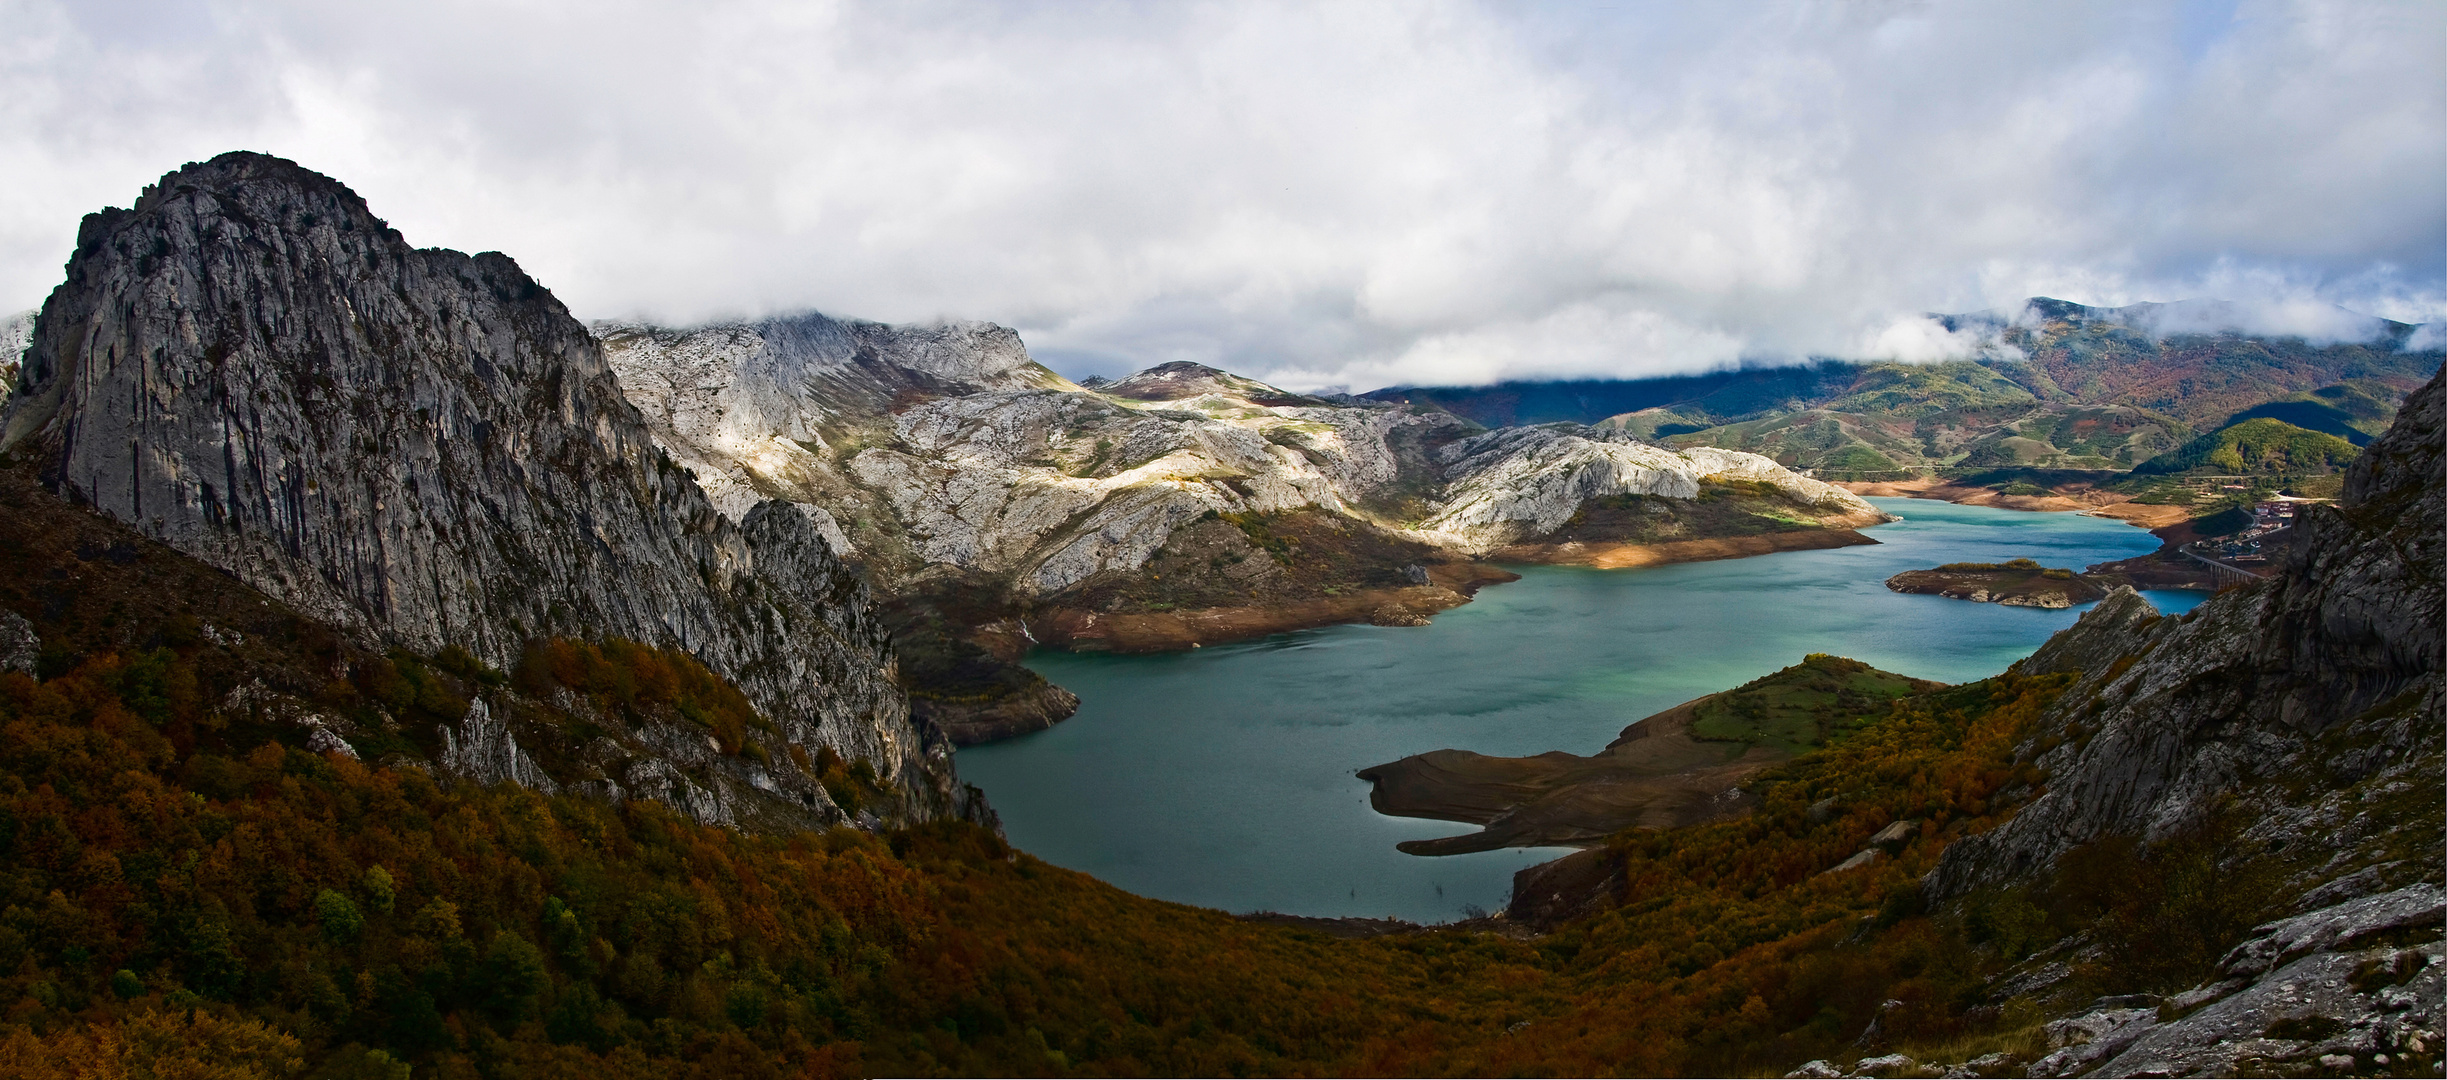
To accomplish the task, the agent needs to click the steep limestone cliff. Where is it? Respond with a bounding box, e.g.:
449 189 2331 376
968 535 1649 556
1932 368 2440 896
0 152 964 826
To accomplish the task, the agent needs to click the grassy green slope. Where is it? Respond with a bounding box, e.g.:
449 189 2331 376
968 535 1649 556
2219 379 2403 446
2134 417 2362 475
1686 654 1940 754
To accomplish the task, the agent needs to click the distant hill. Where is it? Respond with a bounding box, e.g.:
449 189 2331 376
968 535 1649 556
1362 363 1861 429
2216 379 2403 447
2133 416 2363 476
1366 298 2440 475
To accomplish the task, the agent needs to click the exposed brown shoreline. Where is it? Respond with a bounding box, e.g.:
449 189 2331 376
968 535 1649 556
1834 475 2121 512
1492 525 1880 569
913 682 1084 746
1358 655 1942 857
1836 478 2226 590
1018 562 1521 654
1015 519 1900 655
1834 476 2187 528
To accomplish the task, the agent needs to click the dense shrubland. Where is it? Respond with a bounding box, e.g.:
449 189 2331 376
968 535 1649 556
0 464 2304 1079
1 630 2281 1077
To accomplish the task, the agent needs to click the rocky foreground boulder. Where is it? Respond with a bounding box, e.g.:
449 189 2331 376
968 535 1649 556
0 152 966 826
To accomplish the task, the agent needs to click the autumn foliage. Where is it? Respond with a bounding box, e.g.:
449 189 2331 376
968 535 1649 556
513 638 769 754
0 620 2157 1078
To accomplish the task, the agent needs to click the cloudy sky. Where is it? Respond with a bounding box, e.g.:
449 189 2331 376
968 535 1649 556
4 0 2441 389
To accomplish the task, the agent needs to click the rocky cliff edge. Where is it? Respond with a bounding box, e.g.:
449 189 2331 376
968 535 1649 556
0 152 971 828
1914 362 2443 1077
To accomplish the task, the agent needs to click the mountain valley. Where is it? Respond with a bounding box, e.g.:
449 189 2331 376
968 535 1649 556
0 152 2436 1079
595 314 1885 742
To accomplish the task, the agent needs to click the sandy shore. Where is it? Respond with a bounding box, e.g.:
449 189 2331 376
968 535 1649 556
2085 501 2192 529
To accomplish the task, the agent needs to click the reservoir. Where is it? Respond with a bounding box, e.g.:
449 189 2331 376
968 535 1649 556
957 499 2207 923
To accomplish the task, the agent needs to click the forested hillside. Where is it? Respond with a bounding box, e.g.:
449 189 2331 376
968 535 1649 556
4 415 2435 1076
1371 300 2438 478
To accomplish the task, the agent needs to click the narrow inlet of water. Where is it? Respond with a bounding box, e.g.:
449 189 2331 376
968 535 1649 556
957 499 2206 923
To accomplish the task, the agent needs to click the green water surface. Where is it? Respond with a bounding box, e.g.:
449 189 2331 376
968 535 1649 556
957 499 2203 922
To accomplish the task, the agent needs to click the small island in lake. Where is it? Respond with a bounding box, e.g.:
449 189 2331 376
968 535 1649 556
1884 557 2107 609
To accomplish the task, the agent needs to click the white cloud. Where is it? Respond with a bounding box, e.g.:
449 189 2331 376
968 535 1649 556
0 0 2438 391
1853 317 2016 366
2124 298 2384 343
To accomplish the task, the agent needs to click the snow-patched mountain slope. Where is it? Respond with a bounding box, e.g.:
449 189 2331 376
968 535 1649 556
597 313 1070 549
1425 425 1881 550
597 315 1883 599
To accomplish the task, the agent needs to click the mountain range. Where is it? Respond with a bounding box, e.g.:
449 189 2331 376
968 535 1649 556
593 314 1885 742
1370 299 2436 477
0 152 2436 1078
0 153 975 830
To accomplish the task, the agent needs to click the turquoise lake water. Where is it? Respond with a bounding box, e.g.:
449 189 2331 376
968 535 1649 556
957 499 2205 923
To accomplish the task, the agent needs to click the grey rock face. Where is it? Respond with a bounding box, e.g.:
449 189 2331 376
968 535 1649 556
0 608 37 675
2024 884 2444 1078
0 309 30 410
601 323 1473 593
437 697 554 793
1923 366 2446 1076
1424 424 1885 550
1932 366 2443 897
0 152 958 825
597 312 1059 530
600 321 1875 588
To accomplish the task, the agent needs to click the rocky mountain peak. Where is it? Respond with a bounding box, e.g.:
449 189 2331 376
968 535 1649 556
1098 361 1319 406
0 151 969 827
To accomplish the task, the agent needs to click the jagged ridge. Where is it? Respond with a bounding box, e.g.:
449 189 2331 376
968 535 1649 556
1910 363 2444 1078
0 152 966 826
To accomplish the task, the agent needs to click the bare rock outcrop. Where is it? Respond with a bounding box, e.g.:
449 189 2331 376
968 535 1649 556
0 309 30 410
1917 363 2445 1077
0 152 963 825
598 316 1885 742
1930 365 2442 898
1422 424 1886 552
2022 883 2443 1078
598 326 1461 595
0 608 36 675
